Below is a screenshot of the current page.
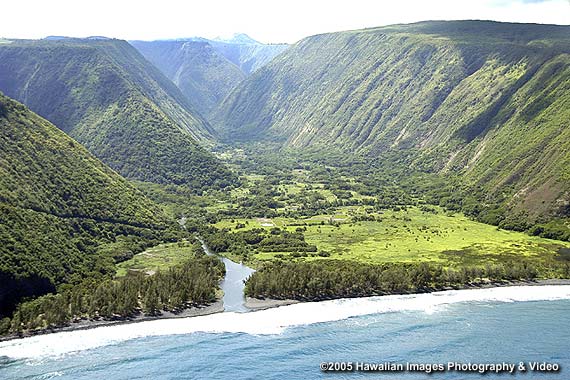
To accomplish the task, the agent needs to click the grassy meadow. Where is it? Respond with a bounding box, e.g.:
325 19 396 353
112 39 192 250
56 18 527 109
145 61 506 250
213 206 570 272
115 241 199 277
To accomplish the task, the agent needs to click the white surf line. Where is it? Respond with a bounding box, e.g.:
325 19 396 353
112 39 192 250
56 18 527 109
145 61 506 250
1 285 570 360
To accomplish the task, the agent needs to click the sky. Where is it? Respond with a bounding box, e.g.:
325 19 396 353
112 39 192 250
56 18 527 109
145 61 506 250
1 0 569 43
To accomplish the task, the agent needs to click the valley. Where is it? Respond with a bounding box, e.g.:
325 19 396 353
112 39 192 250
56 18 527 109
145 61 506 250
1 20 570 341
148 144 570 300
130 35 287 117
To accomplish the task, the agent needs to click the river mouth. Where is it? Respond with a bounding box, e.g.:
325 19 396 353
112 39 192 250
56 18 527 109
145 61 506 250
199 239 255 312
220 258 255 312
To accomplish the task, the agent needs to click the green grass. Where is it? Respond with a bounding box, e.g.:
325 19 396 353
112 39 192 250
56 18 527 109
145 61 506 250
214 206 570 270
115 241 198 277
213 217 293 231
214 21 570 221
304 208 569 265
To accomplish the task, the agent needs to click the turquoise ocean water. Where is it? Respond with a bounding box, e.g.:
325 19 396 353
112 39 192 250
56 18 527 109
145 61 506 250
1 286 569 380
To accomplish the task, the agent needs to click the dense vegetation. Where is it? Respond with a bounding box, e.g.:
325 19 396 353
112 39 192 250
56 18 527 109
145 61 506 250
0 95 165 224
131 35 287 117
245 260 570 301
0 38 237 190
135 141 568 305
3 21 570 338
131 40 246 117
3 253 224 336
201 144 570 242
0 94 181 323
214 21 570 222
200 226 318 258
147 143 570 277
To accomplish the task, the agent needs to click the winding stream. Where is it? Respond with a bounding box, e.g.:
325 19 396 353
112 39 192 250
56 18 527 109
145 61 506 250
199 239 255 312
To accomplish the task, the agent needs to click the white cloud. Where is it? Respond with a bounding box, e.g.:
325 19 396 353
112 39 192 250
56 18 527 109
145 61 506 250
0 0 568 43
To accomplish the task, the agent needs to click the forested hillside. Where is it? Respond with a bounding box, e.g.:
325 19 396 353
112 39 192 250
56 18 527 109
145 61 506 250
131 40 246 117
0 93 172 318
215 21 570 219
0 38 236 190
131 35 287 116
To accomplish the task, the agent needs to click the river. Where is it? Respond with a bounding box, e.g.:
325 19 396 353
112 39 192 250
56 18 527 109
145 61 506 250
1 286 569 379
199 238 255 312
2 235 569 378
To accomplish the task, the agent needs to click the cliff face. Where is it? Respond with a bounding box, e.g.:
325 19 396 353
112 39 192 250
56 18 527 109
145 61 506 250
0 93 168 316
215 21 570 218
0 38 235 188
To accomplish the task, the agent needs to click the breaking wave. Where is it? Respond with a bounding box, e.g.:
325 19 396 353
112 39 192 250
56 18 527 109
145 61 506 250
1 285 569 360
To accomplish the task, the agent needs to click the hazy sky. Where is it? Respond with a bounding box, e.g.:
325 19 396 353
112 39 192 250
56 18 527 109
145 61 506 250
2 0 569 43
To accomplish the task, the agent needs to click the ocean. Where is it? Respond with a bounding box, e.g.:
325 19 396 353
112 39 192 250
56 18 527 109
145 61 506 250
1 286 569 379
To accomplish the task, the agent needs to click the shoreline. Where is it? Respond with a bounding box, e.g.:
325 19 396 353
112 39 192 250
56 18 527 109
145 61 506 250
244 297 300 310
0 300 224 343
2 278 570 342
244 278 570 308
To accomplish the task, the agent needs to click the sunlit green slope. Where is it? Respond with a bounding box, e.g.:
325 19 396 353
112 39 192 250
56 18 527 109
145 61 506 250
216 21 570 218
0 38 235 189
0 93 170 316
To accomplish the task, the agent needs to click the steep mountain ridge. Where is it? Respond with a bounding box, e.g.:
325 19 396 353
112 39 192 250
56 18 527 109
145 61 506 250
131 35 287 116
0 93 169 315
131 40 246 117
208 37 288 74
0 38 235 189
215 21 570 218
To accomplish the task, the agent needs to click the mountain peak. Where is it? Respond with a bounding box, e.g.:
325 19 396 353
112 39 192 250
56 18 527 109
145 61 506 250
214 33 260 45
